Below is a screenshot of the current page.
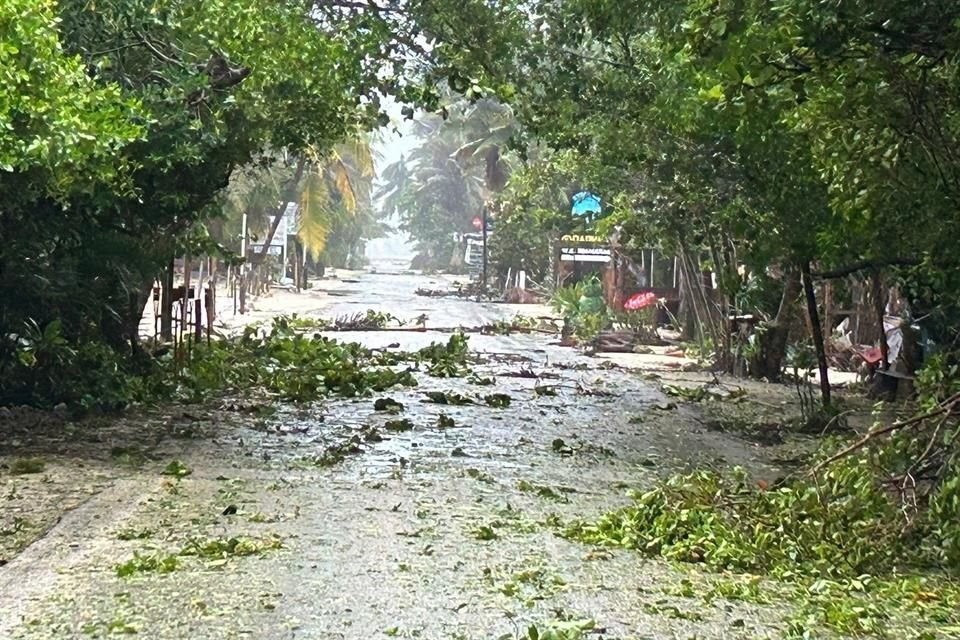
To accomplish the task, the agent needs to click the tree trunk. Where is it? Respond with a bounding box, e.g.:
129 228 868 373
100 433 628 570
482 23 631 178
160 255 174 341
749 269 801 381
801 261 831 408
251 157 307 266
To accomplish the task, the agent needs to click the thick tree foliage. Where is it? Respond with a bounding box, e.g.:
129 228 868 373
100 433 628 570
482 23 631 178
0 0 520 406
471 0 960 383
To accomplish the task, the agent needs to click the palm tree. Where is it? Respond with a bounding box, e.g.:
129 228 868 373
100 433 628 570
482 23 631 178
297 138 376 264
218 137 380 272
452 99 517 192
375 98 518 268
378 154 412 218
220 157 295 249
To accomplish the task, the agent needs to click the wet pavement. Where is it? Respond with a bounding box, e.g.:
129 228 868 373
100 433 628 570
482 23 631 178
0 263 792 639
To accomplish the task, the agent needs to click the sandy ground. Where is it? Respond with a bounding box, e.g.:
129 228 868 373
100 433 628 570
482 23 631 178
1 264 871 639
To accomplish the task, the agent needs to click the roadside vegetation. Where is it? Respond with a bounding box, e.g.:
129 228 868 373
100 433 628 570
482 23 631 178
0 315 471 413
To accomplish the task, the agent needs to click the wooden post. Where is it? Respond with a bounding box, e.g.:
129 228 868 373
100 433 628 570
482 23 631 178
481 204 488 297
823 280 833 341
293 243 301 293
208 257 216 337
160 255 174 341
239 212 248 314
239 271 247 314
871 268 889 370
205 287 214 343
181 253 192 332
194 298 202 342
301 245 308 289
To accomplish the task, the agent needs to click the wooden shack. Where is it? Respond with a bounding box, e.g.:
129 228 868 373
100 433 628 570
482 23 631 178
555 236 683 323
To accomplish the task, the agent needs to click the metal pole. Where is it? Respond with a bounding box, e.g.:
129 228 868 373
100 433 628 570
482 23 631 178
240 213 248 266
239 213 248 314
481 205 488 296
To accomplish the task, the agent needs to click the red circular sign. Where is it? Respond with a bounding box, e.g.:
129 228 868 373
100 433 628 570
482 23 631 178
471 216 482 230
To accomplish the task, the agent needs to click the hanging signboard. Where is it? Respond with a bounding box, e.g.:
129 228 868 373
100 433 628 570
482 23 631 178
560 234 604 243
558 231 610 263
559 246 611 263
249 242 283 257
571 191 602 217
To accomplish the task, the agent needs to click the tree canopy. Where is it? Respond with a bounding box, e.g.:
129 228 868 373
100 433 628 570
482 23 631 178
0 0 518 404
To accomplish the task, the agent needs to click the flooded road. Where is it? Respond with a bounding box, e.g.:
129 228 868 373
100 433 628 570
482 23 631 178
0 265 791 639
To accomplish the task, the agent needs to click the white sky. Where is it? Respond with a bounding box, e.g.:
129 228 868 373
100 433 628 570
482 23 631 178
371 95 418 179
366 96 419 261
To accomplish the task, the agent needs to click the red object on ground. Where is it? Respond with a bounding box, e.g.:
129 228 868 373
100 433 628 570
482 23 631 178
624 291 657 310
860 347 883 366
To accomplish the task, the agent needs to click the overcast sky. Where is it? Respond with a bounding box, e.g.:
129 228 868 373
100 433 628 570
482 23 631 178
366 96 419 262
371 96 418 181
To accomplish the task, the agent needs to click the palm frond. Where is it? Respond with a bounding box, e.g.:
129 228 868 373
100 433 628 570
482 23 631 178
297 170 333 261
332 164 357 214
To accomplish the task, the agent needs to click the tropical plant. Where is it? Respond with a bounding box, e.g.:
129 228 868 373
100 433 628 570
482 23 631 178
376 98 517 269
297 139 377 265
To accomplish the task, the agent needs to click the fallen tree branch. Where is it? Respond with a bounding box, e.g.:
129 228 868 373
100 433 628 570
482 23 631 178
326 325 557 335
811 392 960 473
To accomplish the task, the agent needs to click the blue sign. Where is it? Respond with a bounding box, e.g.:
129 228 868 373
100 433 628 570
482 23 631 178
571 191 601 217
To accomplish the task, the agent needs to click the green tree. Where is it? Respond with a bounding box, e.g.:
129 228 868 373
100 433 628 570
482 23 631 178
0 0 523 406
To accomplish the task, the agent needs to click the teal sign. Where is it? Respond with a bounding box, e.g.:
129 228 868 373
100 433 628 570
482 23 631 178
571 192 601 217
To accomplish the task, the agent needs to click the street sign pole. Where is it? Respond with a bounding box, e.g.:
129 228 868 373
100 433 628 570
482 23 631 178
239 212 249 314
481 205 488 297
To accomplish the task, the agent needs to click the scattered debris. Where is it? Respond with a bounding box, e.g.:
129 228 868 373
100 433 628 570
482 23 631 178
374 398 404 413
424 391 474 405
384 418 414 432
161 460 192 478
8 458 46 475
436 414 456 428
312 439 364 466
552 438 574 455
484 393 512 408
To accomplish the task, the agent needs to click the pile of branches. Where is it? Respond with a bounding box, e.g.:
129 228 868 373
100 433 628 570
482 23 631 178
415 280 482 299
330 311 401 331
815 391 960 514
